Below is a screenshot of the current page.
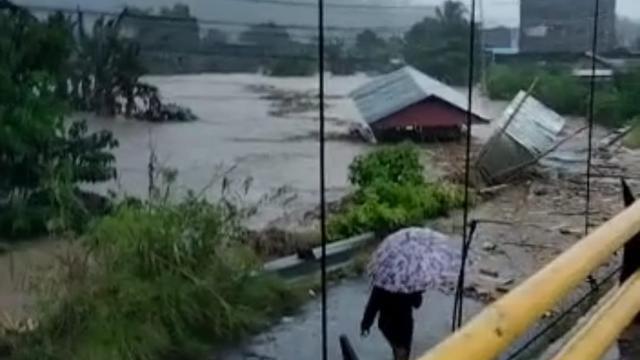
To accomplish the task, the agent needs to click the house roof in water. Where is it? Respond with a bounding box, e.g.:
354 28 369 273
497 90 566 156
350 66 487 125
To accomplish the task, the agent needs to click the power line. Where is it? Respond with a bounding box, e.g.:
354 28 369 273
24 4 414 33
234 0 436 10
316 0 329 359
452 0 477 332
139 46 382 63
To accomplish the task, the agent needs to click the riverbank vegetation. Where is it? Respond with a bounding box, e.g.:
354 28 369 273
6 194 301 360
0 7 118 239
2 8 299 357
328 144 466 240
486 64 640 128
486 65 588 116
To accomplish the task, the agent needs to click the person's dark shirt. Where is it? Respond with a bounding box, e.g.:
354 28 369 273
360 286 423 334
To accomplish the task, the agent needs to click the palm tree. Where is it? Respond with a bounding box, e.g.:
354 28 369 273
72 10 145 117
435 0 467 25
114 41 144 117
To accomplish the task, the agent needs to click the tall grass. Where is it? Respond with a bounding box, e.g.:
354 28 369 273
10 195 301 360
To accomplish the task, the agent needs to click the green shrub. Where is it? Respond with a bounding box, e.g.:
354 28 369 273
11 196 301 360
623 118 640 149
487 65 587 116
486 65 536 100
267 58 315 77
535 72 587 116
593 89 626 128
594 68 640 128
348 143 423 189
329 144 466 240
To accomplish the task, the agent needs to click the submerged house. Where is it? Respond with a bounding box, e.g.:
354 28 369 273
350 66 489 142
477 90 566 184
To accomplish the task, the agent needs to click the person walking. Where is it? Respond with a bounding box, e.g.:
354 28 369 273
361 227 465 360
361 286 423 360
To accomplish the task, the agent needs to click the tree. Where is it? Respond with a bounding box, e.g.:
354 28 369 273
67 9 148 117
353 29 394 72
239 22 292 55
238 22 317 76
0 6 117 237
403 0 479 85
201 28 229 48
326 38 356 75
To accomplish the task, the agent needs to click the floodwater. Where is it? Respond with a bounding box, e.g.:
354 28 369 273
81 74 506 228
83 74 374 228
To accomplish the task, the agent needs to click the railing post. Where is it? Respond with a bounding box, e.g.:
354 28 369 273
618 178 640 358
339 335 359 360
620 178 640 286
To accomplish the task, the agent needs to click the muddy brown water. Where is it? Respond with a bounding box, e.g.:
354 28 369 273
79 75 506 230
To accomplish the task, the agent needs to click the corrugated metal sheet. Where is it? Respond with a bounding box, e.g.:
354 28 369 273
498 91 565 156
477 91 566 184
350 66 486 125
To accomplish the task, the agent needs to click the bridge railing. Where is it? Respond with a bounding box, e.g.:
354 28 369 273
418 186 640 360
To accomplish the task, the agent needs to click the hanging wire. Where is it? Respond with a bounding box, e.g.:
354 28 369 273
452 0 478 332
25 3 412 33
585 0 601 235
317 0 328 358
584 0 602 291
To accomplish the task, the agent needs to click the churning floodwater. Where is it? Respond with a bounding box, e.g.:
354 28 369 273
83 74 374 228
81 73 508 229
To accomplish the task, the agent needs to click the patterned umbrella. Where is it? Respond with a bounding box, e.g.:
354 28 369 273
368 227 465 294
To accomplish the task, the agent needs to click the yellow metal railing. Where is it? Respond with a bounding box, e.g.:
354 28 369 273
550 271 640 360
418 199 640 360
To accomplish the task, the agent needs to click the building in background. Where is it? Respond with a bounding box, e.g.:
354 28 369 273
483 26 520 58
520 0 616 53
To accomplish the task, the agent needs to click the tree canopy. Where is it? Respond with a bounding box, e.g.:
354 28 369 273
403 0 478 85
0 7 117 237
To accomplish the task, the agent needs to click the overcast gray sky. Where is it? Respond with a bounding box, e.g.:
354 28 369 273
14 0 640 28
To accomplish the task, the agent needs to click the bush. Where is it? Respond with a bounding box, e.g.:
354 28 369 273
329 144 466 240
487 65 587 116
594 68 640 128
11 196 301 360
348 143 423 189
535 72 587 116
593 89 626 128
267 58 315 77
486 65 536 100
623 118 640 149
328 182 465 239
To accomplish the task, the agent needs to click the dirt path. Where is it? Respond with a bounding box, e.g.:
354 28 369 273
0 238 65 320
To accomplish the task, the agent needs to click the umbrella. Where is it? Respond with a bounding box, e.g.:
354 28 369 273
368 227 465 294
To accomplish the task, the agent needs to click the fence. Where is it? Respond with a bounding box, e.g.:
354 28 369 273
419 180 640 360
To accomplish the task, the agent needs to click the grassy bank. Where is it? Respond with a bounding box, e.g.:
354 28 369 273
6 196 302 360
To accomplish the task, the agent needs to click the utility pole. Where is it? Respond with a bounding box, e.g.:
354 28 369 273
479 0 487 94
